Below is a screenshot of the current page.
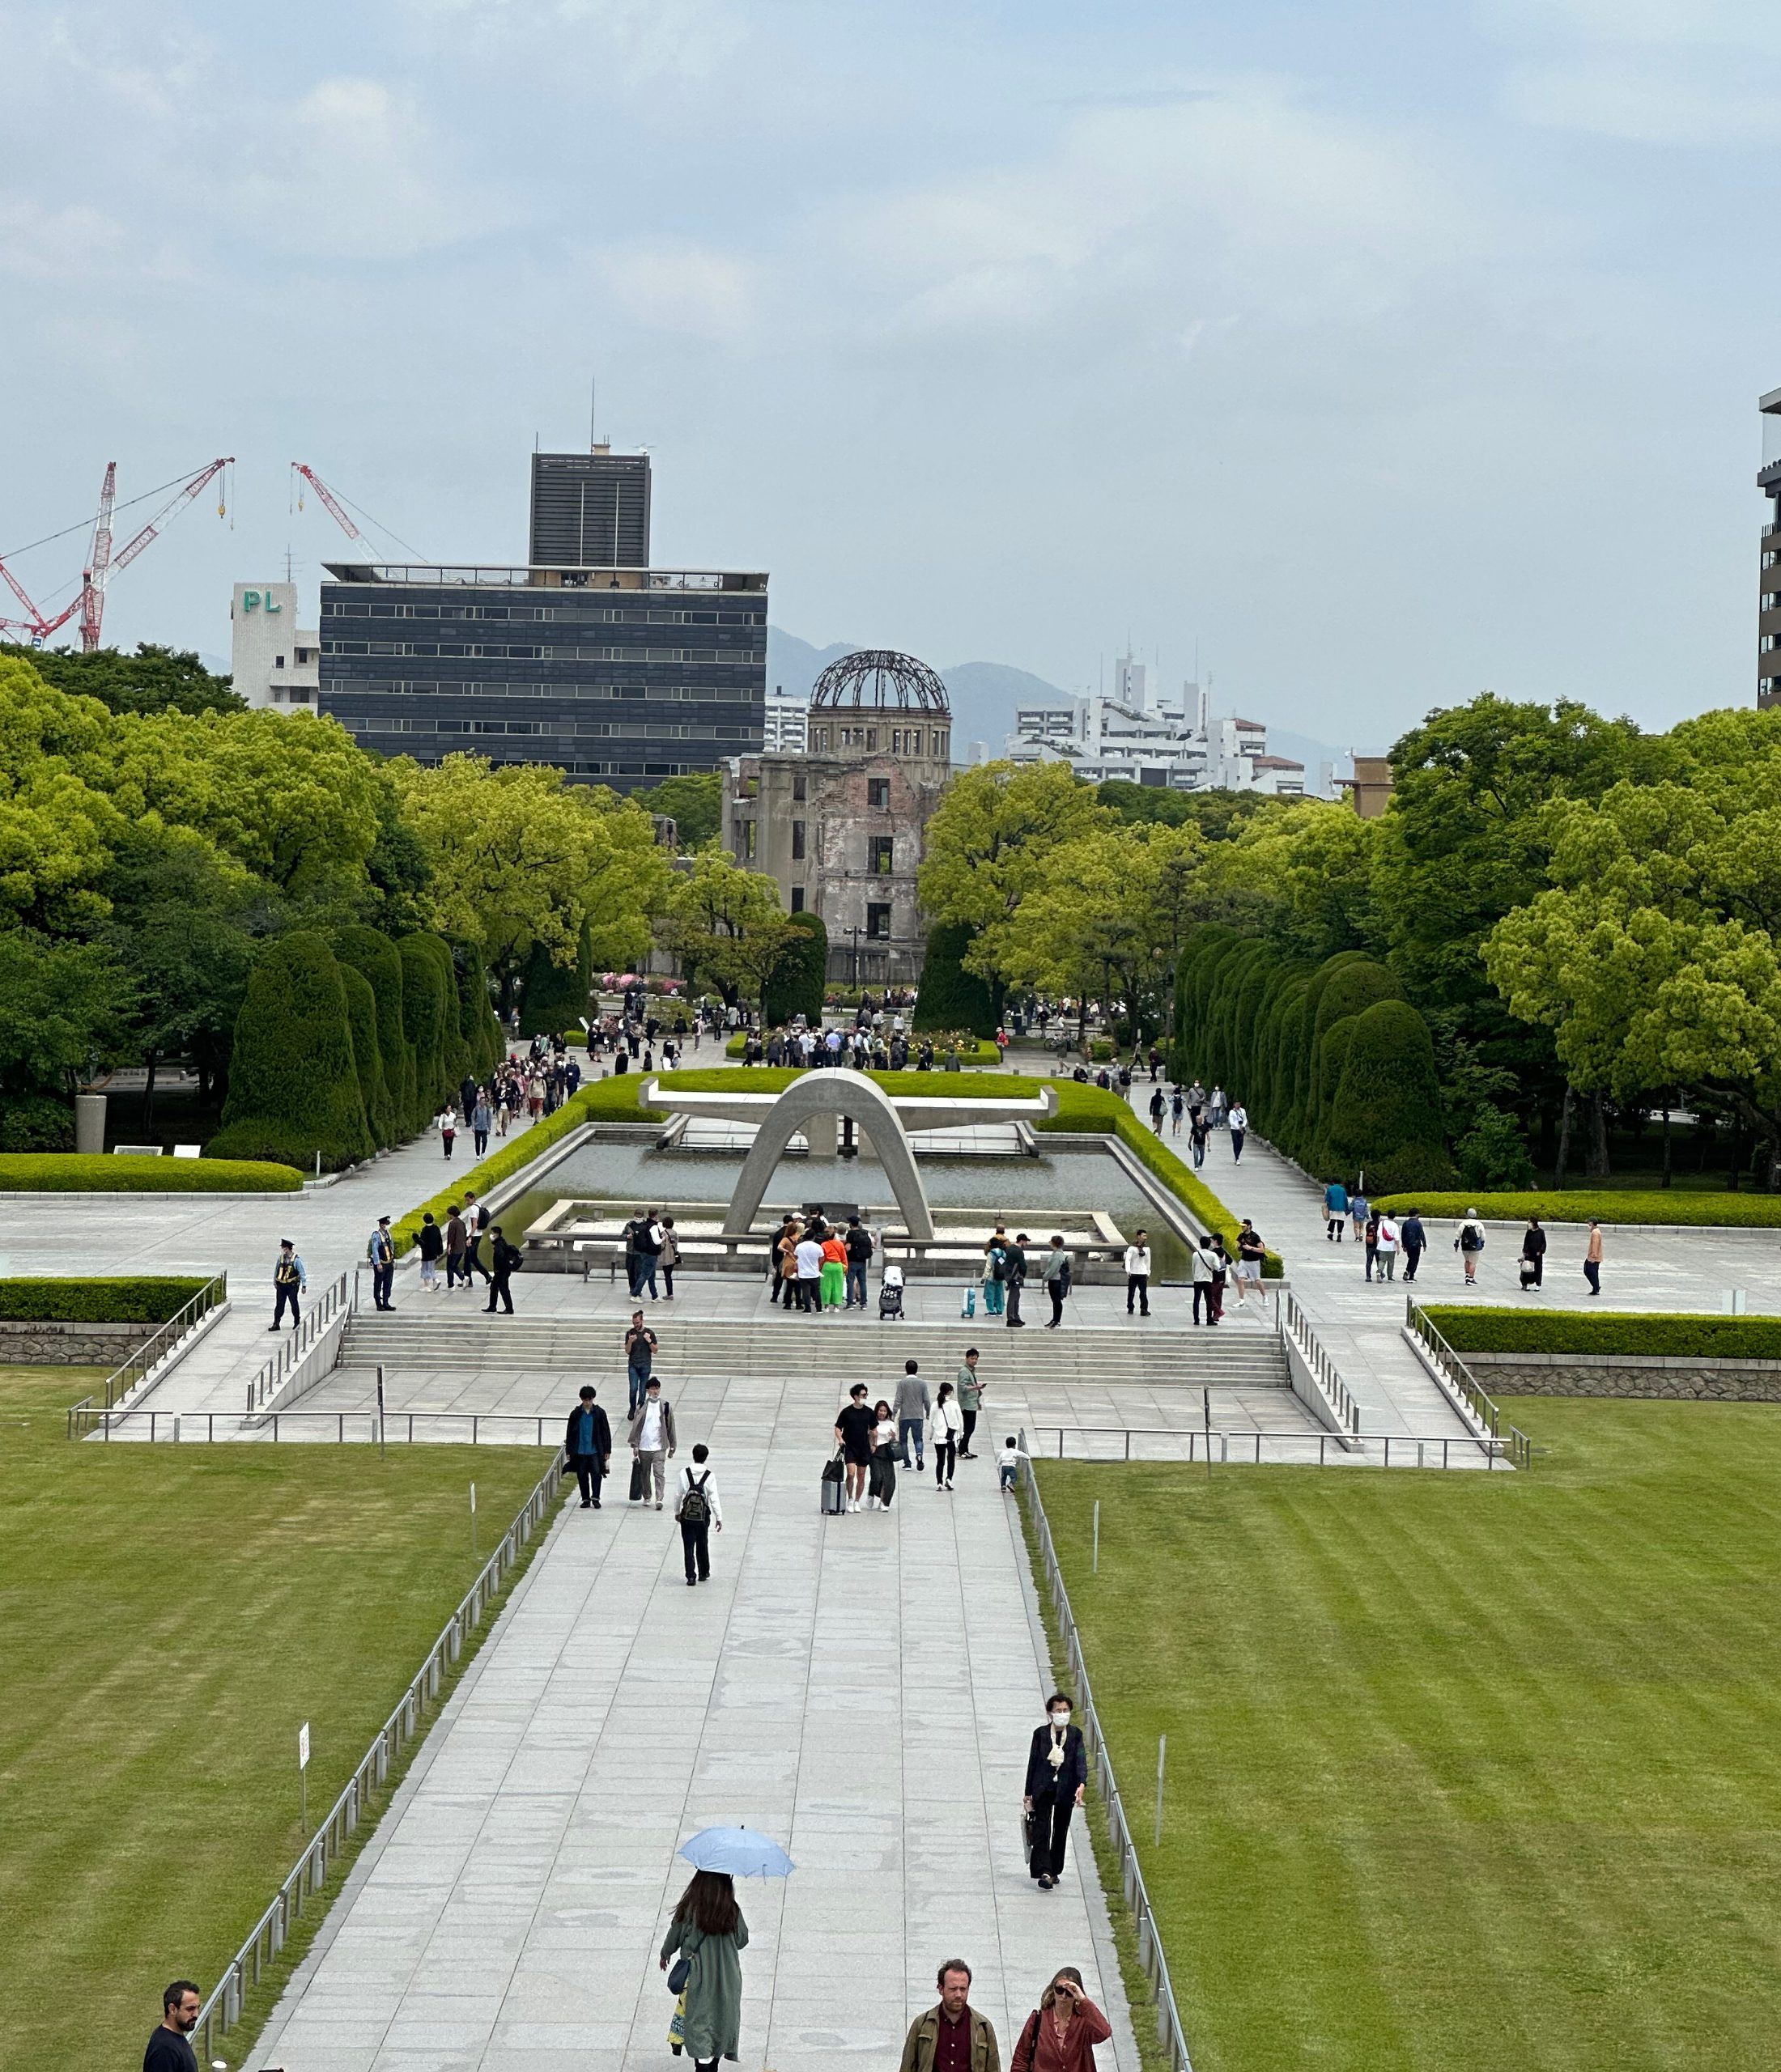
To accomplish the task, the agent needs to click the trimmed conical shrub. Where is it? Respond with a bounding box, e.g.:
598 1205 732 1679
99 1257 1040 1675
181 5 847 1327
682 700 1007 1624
914 921 997 1037
451 940 504 1076
398 934 455 1126
765 911 829 1026
334 925 414 1141
1322 998 1456 1194
338 963 392 1148
209 932 375 1171
517 922 593 1037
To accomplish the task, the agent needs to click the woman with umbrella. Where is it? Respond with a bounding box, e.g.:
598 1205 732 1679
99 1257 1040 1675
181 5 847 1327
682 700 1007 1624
661 1828 793 2066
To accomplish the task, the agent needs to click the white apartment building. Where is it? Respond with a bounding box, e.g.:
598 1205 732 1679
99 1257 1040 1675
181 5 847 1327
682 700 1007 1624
761 690 809 754
230 582 320 710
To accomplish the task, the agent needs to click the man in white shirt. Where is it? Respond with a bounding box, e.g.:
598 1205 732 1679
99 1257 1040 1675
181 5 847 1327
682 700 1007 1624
1373 1214 1400 1284
1229 1102 1248 1161
1124 1230 1153 1318
627 1377 677 1509
794 1230 824 1314
676 1442 722 1586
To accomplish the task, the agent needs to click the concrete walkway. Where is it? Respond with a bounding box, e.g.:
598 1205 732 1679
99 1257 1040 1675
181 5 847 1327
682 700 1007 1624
253 1367 1143 2072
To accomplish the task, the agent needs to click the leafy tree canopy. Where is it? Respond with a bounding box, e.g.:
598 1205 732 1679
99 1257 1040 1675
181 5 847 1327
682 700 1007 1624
8 641 243 717
632 771 722 851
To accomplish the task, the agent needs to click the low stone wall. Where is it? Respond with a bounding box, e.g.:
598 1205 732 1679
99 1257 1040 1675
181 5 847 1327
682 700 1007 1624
1467 1351 1781 1402
0 1318 157 1365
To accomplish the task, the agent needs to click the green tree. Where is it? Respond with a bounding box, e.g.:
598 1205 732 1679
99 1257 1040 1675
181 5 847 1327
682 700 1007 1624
632 771 722 851
0 656 126 935
338 963 392 1149
397 935 462 1120
209 932 374 1170
332 927 414 1140
763 911 828 1025
659 850 798 1015
517 920 593 1036
913 921 997 1037
0 931 130 1148
10 642 243 716
1321 998 1456 1191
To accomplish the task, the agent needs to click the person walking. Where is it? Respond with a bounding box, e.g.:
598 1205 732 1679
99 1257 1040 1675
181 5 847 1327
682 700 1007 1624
1235 1218 1266 1301
895 1361 929 1470
629 1375 677 1508
470 1093 493 1156
955 1348 984 1456
1363 1212 1380 1282
416 1213 444 1293
270 1239 306 1331
1024 1690 1087 1891
1520 1216 1547 1290
657 1216 681 1301
436 1105 458 1159
659 1869 749 2072
844 1214 873 1310
1188 1107 1209 1168
564 1384 612 1508
1324 1178 1349 1242
1228 1101 1248 1161
1205 1233 1231 1321
1583 1218 1604 1295
367 1216 396 1310
930 1381 964 1490
835 1381 876 1512
1004 1233 1030 1328
1349 1187 1371 1246
869 1399 899 1509
144 1981 202 2072
1209 1085 1227 1130
624 1310 658 1416
1147 1086 1166 1136
899 1960 1001 2072
1189 1234 1218 1325
444 1204 469 1289
1400 1207 1426 1283
675 1441 720 1583
1010 1969 1113 2072
1039 1235 1072 1327
1185 1079 1206 1126
1455 1208 1486 1285
1124 1230 1151 1318
1375 1212 1400 1282
484 1225 521 1313
1170 1086 1185 1137
819 1226 848 1312
461 1190 493 1286
622 1208 650 1298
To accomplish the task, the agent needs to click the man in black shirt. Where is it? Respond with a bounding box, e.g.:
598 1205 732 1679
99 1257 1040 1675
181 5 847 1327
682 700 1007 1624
844 1215 874 1310
144 1981 201 2072
1003 1233 1030 1328
833 1382 877 1513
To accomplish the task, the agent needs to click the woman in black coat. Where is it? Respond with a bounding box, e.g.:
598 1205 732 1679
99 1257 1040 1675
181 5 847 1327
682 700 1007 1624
1024 1691 1088 1889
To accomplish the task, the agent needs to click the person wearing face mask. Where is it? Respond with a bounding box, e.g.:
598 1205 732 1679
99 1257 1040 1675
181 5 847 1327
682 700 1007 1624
1023 1692 1087 1891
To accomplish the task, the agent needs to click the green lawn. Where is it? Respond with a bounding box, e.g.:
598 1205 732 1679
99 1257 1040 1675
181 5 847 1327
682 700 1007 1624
1037 1402 1781 2072
0 1366 554 2072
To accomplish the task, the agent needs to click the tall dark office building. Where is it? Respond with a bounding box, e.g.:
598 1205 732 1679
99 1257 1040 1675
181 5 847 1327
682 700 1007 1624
317 560 767 791
529 447 651 567
1761 387 1781 710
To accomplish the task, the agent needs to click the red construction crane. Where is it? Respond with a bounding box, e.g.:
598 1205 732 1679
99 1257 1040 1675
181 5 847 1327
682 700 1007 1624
291 463 360 540
0 456 232 650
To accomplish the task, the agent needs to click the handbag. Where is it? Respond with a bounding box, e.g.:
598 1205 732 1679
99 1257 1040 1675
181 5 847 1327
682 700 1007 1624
666 1955 692 1993
820 1450 845 1485
1021 1807 1036 1863
629 1456 648 1502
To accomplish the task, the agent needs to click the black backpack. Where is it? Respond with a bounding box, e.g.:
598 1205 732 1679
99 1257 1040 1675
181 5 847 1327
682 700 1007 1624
679 1471 711 1526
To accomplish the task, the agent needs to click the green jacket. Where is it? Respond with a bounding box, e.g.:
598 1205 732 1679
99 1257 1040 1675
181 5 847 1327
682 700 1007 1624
660 1915 748 2061
900 2004 1001 2072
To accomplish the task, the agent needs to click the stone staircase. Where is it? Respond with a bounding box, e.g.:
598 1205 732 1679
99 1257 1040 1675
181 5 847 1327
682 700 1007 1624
336 1313 1290 1390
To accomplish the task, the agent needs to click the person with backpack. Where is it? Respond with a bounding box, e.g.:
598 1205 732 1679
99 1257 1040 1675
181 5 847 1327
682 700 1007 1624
415 1215 444 1294
1010 1967 1112 2071
1003 1233 1030 1328
981 1225 1010 1318
844 1215 874 1310
367 1216 396 1310
657 1215 682 1301
1147 1087 1166 1136
1349 1187 1371 1246
676 1441 721 1584
1039 1235 1072 1328
484 1225 521 1314
1400 1208 1426 1283
1455 1208 1486 1286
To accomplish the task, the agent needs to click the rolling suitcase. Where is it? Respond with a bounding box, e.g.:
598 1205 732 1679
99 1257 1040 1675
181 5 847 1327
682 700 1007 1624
821 1450 845 1515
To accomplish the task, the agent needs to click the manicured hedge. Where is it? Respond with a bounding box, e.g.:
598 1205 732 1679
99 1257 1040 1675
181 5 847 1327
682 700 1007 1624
912 920 998 1038
725 1034 1004 1064
1424 1306 1781 1361
0 1154 304 1192
1372 1191 1781 1227
0 1276 210 1323
763 911 828 1027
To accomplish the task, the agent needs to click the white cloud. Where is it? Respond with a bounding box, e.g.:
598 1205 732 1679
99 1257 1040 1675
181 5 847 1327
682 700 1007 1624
400 0 746 83
0 197 125 279
594 239 757 340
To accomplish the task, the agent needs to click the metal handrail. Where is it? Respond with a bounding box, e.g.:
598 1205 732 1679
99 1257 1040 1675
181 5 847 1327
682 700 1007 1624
1025 1422 1508 1470
64 1274 227 1435
193 1450 567 2065
245 1272 351 1415
1278 1289 1362 1440
1016 1429 1197 2070
79 1408 569 1445
1404 1299 1532 1471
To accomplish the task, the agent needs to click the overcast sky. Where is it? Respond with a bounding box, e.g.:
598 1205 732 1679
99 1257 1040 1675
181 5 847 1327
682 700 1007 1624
3 0 1778 741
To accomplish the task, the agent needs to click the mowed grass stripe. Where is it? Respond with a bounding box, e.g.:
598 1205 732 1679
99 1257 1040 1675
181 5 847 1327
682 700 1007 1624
1036 1401 1781 2072
0 1367 552 2072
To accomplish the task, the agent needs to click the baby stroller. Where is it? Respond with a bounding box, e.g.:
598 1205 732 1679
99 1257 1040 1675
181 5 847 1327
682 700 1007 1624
878 1263 906 1320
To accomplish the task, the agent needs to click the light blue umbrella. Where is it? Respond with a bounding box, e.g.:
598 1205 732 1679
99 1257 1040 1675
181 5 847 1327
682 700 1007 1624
678 1826 796 1878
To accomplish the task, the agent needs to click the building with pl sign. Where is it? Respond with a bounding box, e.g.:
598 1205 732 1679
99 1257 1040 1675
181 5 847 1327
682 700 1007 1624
721 650 952 986
230 581 320 709
317 562 767 788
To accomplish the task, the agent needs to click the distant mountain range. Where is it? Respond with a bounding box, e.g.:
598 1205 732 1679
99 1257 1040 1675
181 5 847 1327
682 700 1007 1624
767 626 1355 790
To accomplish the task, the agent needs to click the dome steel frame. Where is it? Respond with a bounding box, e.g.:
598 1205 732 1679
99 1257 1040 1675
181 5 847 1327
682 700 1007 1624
809 648 950 715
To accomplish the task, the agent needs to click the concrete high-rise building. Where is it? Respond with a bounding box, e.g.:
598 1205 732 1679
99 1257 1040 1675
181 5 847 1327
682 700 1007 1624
230 580 319 709
529 447 651 568
761 689 809 754
1759 387 1781 709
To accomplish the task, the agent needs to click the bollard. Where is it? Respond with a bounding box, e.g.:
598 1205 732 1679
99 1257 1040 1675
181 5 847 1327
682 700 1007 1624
1092 1499 1100 1575
1154 1733 1166 1846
